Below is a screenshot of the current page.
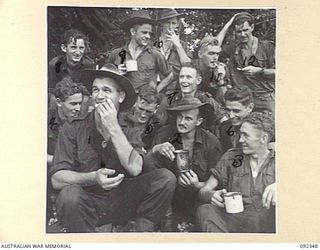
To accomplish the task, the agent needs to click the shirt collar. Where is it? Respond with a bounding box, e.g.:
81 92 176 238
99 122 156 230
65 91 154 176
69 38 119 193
194 127 204 145
123 42 153 55
235 36 259 56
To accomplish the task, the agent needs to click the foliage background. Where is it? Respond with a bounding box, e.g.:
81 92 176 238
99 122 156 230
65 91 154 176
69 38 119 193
47 7 276 63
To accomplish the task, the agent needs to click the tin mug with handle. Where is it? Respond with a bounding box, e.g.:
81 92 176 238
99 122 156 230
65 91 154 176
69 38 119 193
174 150 190 172
223 192 244 213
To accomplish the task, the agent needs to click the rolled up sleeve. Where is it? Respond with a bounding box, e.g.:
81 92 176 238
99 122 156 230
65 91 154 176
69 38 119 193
49 122 77 177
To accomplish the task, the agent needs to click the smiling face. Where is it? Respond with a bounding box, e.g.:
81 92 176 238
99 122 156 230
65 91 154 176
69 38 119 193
133 97 158 124
91 77 125 111
131 24 153 46
61 38 86 67
239 121 267 155
235 21 254 44
176 108 203 135
58 93 83 118
199 44 222 68
179 67 201 96
225 100 254 126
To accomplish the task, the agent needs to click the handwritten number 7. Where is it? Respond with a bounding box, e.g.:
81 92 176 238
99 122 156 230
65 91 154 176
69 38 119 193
167 91 179 105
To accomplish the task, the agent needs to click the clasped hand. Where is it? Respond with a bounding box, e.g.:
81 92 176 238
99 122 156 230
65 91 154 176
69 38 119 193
237 65 262 76
152 142 176 161
211 189 228 207
96 168 124 190
178 170 201 189
262 183 276 209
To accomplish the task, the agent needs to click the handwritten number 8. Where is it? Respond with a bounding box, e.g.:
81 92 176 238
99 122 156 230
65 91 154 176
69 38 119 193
232 155 244 168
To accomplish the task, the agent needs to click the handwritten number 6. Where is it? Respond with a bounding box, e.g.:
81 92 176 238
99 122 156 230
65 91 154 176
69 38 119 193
227 126 235 136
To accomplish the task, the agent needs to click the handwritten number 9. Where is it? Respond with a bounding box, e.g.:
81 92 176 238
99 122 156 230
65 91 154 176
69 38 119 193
118 50 126 64
232 155 244 168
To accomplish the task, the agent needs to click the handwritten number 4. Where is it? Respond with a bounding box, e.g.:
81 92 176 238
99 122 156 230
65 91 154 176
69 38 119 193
48 117 58 130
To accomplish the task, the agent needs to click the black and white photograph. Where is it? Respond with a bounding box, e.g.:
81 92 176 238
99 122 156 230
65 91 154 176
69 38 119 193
46 6 276 234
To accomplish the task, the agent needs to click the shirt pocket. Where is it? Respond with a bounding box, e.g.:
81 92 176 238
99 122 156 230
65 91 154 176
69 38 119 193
252 55 267 68
262 167 275 187
230 171 251 196
191 159 209 182
77 147 100 172
139 61 156 78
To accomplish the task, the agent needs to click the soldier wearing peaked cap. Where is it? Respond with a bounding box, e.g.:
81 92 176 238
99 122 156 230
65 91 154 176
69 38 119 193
224 12 275 113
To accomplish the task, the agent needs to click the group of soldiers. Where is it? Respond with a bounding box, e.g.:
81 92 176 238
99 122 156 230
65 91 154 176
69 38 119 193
47 8 276 233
